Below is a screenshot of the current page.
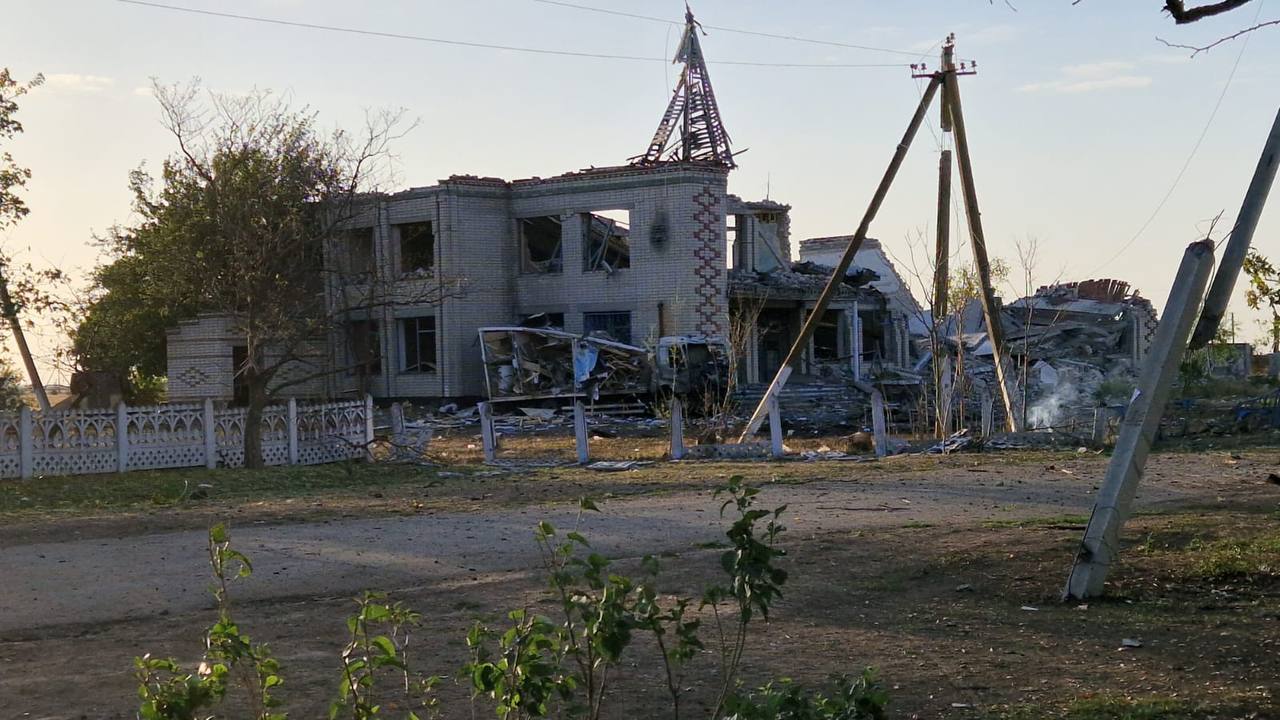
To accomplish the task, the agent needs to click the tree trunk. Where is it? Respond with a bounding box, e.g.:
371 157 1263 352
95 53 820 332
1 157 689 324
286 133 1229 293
244 375 268 469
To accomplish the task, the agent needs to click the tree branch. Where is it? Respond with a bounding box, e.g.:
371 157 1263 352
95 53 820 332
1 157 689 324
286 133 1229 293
1164 0 1256 24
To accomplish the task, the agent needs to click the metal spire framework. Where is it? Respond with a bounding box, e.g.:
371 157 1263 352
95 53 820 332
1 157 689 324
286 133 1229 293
632 7 735 168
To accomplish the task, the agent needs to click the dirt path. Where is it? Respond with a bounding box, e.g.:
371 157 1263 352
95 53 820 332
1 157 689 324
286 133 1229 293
0 451 1263 634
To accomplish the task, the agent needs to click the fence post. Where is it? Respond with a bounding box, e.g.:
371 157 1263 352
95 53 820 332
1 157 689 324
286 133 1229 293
478 401 497 463
287 398 299 465
204 398 217 469
19 405 33 479
363 392 373 443
767 394 784 458
574 400 589 464
669 396 686 460
869 389 888 459
116 402 129 473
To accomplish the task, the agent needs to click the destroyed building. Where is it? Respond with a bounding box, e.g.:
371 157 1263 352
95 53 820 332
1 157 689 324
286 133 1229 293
728 210 916 387
163 8 912 406
931 278 1160 432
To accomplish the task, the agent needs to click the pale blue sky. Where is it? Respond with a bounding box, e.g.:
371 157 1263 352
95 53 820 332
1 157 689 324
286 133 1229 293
5 0 1280 380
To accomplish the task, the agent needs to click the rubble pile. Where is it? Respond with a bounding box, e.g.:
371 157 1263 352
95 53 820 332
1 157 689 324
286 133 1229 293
478 327 650 402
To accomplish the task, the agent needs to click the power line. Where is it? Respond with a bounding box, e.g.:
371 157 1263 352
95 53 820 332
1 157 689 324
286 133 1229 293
115 0 907 68
530 0 971 61
1086 0 1264 275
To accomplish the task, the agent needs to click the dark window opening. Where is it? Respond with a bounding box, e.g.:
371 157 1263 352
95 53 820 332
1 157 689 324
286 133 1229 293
345 227 375 276
400 316 437 373
584 311 632 345
520 216 563 274
813 310 842 361
583 211 630 272
397 221 435 275
348 319 382 376
520 312 565 329
858 310 885 363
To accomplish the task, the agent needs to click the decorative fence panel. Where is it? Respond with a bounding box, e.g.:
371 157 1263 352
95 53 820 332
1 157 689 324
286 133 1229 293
0 397 373 479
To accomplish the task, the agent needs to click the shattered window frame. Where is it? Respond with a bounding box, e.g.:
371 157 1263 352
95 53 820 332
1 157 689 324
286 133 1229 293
812 309 843 361
582 210 631 273
396 221 435 276
344 227 376 278
347 319 382 376
583 311 632 345
519 312 565 330
399 315 437 374
519 216 564 275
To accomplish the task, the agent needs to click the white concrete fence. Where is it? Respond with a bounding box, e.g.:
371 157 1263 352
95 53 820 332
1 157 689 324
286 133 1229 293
0 396 374 479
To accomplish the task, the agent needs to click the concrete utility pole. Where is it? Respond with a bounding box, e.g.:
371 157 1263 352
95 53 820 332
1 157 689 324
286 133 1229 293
943 69 1023 432
1189 106 1280 350
736 74 943 441
1064 240 1215 600
0 266 50 412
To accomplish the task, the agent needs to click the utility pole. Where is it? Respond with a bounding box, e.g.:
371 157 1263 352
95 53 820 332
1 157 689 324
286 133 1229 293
1189 106 1280 350
1064 240 1214 599
737 74 943 440
941 49 1023 432
739 36 1018 440
933 40 954 321
0 263 50 412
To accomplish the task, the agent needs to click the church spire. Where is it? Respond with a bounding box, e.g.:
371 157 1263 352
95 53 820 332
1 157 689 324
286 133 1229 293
632 6 736 169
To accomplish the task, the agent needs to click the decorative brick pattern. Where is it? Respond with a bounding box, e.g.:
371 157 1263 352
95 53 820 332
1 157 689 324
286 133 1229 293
692 185 724 337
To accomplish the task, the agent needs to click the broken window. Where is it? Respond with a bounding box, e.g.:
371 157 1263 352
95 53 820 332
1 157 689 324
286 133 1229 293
399 316 437 373
345 227 375 277
813 310 842 361
582 210 631 273
584 311 632 345
347 319 382 376
397 221 434 275
519 216 563 274
520 312 565 329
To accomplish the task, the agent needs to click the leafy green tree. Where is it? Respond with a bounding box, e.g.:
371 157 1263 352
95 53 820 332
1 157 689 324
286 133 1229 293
83 81 409 466
1243 249 1280 353
0 356 24 412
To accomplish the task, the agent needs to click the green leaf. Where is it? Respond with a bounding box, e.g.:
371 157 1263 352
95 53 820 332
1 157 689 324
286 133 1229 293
209 523 228 544
579 497 600 512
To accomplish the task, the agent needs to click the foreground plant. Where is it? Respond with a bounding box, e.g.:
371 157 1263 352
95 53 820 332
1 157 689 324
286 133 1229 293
134 480 885 720
135 523 285 720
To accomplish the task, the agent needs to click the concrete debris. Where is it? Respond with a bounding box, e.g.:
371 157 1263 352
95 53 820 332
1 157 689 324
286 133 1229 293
928 429 973 454
586 460 653 472
479 326 650 403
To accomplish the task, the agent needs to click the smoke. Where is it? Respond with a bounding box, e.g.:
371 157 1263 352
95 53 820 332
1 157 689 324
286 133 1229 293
1026 361 1105 430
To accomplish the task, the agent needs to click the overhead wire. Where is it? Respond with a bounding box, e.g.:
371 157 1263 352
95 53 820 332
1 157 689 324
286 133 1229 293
530 0 971 62
115 0 909 68
1084 0 1264 275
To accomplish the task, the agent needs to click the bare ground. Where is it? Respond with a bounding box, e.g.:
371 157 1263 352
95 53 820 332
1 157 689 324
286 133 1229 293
1 447 1278 719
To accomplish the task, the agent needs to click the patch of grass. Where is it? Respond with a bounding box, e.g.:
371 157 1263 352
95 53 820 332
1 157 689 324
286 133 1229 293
0 462 454 518
1182 533 1280 582
982 514 1089 529
903 521 934 529
692 540 729 549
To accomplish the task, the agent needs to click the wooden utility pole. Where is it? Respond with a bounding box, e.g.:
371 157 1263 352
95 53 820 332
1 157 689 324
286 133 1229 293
739 36 1017 441
942 55 1023 432
737 74 943 441
0 264 50 412
933 41 954 321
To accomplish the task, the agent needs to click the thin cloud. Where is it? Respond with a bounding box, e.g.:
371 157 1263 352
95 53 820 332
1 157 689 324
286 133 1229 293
1019 60 1152 94
43 73 115 94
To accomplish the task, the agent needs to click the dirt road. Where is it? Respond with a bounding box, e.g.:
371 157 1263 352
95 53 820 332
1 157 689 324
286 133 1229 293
2 450 1277 719
0 452 1235 633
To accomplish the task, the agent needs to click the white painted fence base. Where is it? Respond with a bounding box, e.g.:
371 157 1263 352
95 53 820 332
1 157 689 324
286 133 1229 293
0 396 374 479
